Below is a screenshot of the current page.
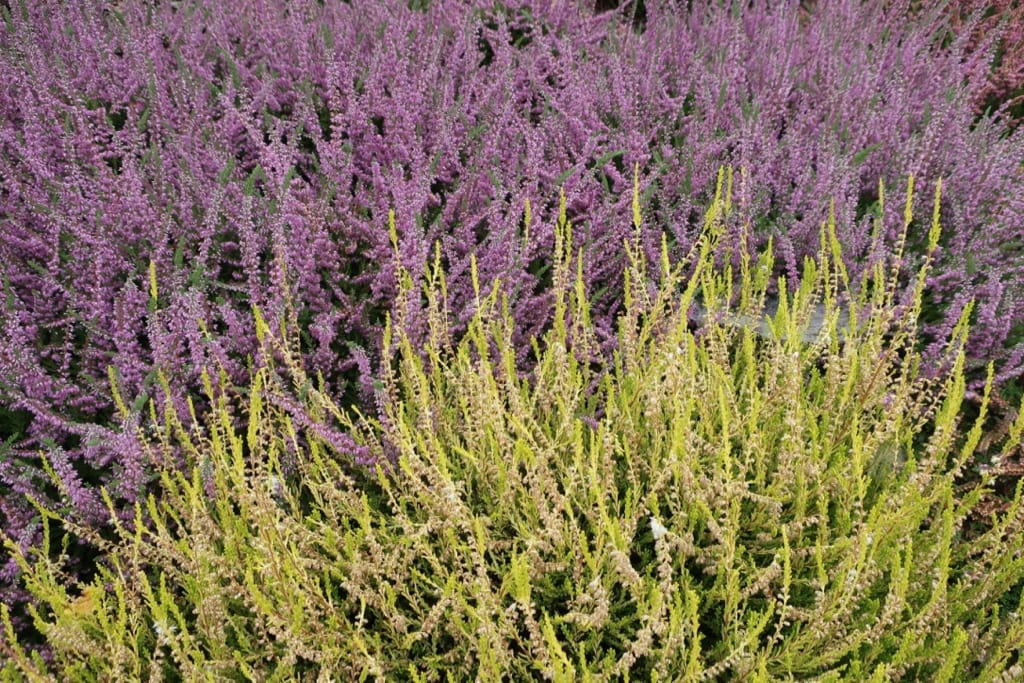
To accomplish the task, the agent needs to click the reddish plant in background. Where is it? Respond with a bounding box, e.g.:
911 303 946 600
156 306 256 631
890 0 1024 128
945 0 1024 127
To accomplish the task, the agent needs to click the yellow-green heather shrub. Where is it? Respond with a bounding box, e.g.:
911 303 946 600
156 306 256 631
3 171 1024 681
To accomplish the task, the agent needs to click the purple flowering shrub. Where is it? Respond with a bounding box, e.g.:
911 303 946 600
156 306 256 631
887 0 1024 128
1 0 1022 610
967 0 1024 127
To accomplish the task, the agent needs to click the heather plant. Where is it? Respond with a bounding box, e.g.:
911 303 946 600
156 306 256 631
3 0 1024 609
969 0 1024 127
4 183 1024 681
885 0 1024 129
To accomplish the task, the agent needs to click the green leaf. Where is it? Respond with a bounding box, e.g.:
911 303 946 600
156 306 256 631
281 166 297 195
555 166 577 186
320 23 334 49
217 158 237 186
136 104 151 133
2 272 15 312
853 143 881 166
127 389 150 415
172 234 187 270
26 260 49 278
188 262 206 290
243 164 265 196
591 148 626 169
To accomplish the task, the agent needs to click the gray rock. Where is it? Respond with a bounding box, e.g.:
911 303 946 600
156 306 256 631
690 292 850 345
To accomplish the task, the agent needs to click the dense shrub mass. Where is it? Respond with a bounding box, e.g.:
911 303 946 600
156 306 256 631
893 0 1024 127
969 0 1024 126
3 187 1023 680
1 0 1022 608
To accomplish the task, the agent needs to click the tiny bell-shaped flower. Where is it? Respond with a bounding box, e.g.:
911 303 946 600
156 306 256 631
650 516 668 541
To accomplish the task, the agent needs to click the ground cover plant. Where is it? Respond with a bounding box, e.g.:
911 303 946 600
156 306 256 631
2 0 1024 610
3 180 1024 680
2 0 1023 639
885 0 1024 128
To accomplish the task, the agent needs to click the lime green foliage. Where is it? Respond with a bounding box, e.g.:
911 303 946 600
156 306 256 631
3 173 1024 681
